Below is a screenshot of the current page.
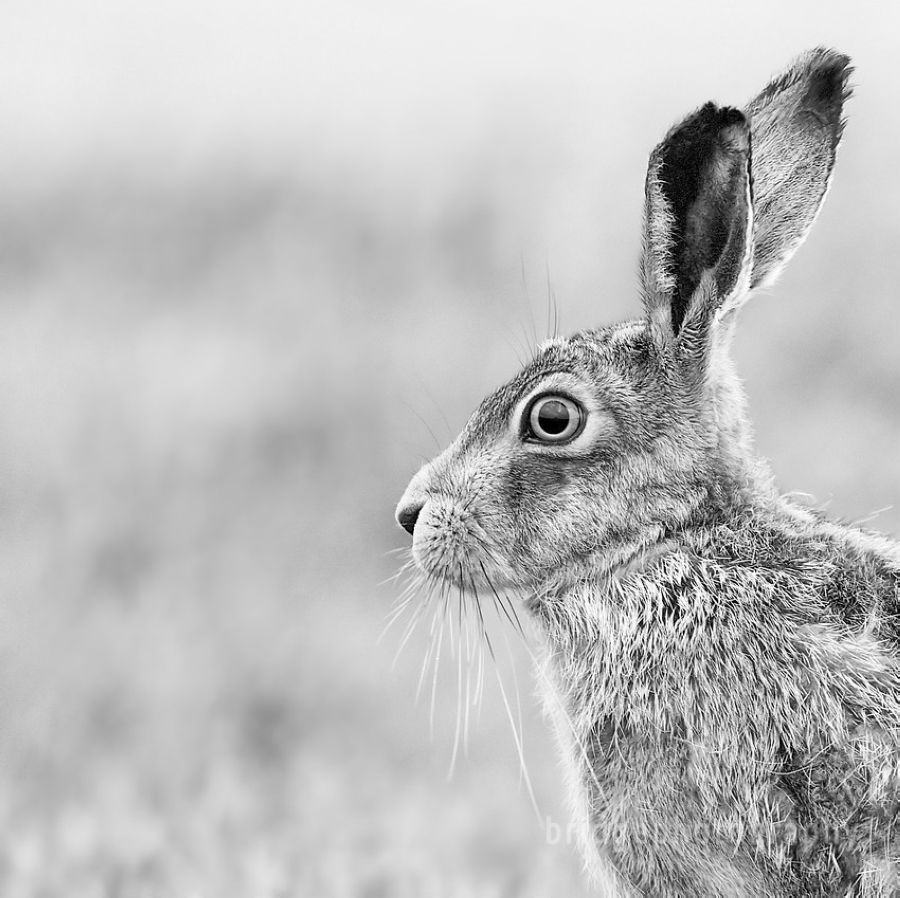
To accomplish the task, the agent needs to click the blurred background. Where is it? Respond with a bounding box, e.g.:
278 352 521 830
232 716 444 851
2 1 899 895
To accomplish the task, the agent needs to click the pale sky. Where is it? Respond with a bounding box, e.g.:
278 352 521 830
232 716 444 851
0 0 894 183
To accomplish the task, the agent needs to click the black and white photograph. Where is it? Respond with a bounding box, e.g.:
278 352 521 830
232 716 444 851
5 2 900 895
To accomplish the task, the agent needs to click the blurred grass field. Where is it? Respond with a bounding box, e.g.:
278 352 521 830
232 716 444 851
2 2 900 896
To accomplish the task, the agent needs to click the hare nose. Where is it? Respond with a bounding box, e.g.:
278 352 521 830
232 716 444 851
396 500 423 536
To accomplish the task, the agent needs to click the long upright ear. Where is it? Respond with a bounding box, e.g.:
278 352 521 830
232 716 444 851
746 48 852 288
641 103 752 347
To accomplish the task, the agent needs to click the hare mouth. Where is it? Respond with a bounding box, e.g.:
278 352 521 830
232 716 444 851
410 506 517 594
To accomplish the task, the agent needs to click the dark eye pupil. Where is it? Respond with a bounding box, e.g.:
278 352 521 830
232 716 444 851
537 400 570 434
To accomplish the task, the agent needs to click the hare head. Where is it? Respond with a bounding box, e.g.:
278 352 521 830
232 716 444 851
396 48 851 600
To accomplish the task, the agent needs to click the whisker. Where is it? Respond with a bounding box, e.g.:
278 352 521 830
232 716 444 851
458 569 476 755
545 259 553 341
383 592 416 633
520 254 540 354
464 610 474 753
505 330 529 369
483 567 608 828
481 572 529 790
419 382 456 444
416 578 449 702
401 399 444 453
380 576 425 645
378 555 418 587
444 572 457 660
498 586 528 642
491 635 542 824
428 576 454 738
385 569 421 609
381 572 424 625
461 567 541 823
392 597 429 668
491 578 528 643
428 612 445 739
852 504 894 527
386 549 573 833
470 574 490 713
509 585 608 803
545 258 560 340
449 583 465 779
470 540 528 643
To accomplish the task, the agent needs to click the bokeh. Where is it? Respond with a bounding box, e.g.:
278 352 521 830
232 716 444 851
2 2 899 895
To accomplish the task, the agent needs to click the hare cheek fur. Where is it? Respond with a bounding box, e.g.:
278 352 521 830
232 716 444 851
396 49 900 898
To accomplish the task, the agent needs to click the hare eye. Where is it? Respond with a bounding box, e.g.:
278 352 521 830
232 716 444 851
525 394 584 443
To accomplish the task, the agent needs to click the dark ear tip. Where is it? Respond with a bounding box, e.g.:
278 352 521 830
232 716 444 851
663 103 749 159
807 46 853 80
717 105 748 128
756 47 854 122
804 46 854 111
693 103 747 129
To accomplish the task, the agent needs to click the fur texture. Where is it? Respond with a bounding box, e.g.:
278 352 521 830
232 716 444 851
395 49 899 896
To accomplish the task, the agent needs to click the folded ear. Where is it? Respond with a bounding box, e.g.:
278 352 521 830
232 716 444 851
641 103 752 348
746 48 852 288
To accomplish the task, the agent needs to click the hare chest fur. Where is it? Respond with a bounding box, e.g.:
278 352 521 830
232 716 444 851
396 48 900 897
537 507 900 897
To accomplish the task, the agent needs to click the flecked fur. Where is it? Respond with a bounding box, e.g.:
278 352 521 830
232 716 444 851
396 49 898 896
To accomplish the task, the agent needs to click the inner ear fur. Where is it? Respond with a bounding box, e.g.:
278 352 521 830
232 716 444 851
643 103 752 341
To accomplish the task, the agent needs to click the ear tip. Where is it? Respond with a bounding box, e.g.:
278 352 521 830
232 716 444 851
756 47 854 123
693 103 748 129
807 46 853 82
805 46 854 111
662 103 750 156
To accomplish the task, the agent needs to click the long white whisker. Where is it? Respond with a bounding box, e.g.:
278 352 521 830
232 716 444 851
382 580 422 640
511 586 608 803
401 399 444 453
416 578 448 702
429 587 449 738
469 573 489 716
491 641 542 824
466 567 541 823
378 554 417 585
489 589 528 790
419 382 455 444
519 255 539 354
449 581 465 778
459 574 475 756
481 564 527 643
392 595 428 668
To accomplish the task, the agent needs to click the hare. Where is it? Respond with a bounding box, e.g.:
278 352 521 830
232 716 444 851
395 48 900 897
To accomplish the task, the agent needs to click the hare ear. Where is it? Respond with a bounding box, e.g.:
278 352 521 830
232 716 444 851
746 48 852 289
641 103 752 347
